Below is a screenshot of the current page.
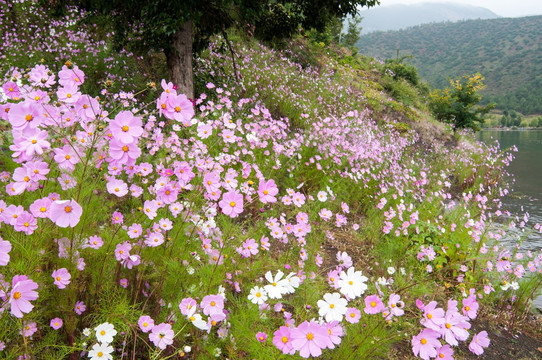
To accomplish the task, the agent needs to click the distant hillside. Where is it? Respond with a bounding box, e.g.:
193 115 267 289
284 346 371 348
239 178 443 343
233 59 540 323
359 3 499 33
356 16 542 114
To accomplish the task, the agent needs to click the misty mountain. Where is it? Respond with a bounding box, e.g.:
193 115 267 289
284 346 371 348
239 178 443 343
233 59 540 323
359 2 500 33
356 16 542 114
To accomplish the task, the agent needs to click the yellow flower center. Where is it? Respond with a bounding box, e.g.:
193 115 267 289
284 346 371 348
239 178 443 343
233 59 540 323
371 301 377 307
122 145 129 152
64 206 72 213
282 336 288 343
31 139 37 144
350 312 356 317
56 276 61 281
229 201 236 207
465 306 470 311
420 338 427 345
348 281 353 285
427 313 432 319
263 190 269 195
445 323 451 329
122 125 129 132
175 106 181 112
306 333 314 341
25 114 33 121
330 304 335 309
13 291 21 299
256 292 261 298
210 301 216 306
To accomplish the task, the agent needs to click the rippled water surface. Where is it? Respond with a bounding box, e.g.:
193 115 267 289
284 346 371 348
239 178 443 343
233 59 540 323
478 130 542 307
478 130 542 246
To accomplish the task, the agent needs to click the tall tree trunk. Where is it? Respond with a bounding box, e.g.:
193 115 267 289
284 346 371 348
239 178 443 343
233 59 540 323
166 21 194 99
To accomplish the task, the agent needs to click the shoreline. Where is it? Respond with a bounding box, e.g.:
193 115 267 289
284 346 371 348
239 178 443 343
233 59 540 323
481 127 542 131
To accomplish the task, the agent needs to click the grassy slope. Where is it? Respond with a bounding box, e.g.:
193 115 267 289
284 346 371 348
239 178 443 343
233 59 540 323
1 4 541 356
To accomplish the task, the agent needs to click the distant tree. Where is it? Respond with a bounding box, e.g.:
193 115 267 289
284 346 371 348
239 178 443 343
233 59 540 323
342 15 363 48
429 73 495 132
529 118 539 128
499 115 507 127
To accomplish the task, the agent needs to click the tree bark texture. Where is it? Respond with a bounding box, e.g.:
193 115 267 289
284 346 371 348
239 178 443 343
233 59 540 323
166 21 194 99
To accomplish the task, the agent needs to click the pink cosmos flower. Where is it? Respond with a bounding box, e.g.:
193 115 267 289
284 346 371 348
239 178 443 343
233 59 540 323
421 301 446 331
51 268 71 289
107 178 128 197
143 200 159 220
58 64 85 87
240 238 259 257
53 145 80 171
111 210 124 224
364 295 385 314
145 232 164 247
179 297 198 316
323 321 343 349
14 211 38 235
412 328 441 360
290 320 329 358
21 321 37 337
462 295 479 319
8 101 42 130
219 191 244 218
436 344 454 360
57 84 81 104
345 307 361 324
388 293 405 317
167 93 195 123
0 238 12 266
273 325 296 355
120 278 129 288
441 301 470 346
258 179 279 204
201 295 224 316
88 235 103 249
256 331 267 342
469 331 490 355
14 127 51 157
109 110 143 144
109 139 141 165
127 223 143 238
9 275 39 318
139 315 155 333
74 301 86 315
149 323 174 350
50 318 63 330
2 81 20 99
49 199 83 228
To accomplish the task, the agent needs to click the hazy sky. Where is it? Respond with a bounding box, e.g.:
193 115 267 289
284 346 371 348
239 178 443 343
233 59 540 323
374 0 542 17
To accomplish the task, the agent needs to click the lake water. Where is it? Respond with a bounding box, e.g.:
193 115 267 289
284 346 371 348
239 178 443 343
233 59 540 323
478 130 542 308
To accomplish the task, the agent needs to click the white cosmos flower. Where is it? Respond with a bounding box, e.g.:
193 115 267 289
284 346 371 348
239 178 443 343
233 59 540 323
186 307 209 331
263 270 289 299
317 292 348 322
284 273 300 294
387 267 396 275
338 267 368 300
88 342 114 360
248 286 268 305
94 322 117 344
317 191 328 202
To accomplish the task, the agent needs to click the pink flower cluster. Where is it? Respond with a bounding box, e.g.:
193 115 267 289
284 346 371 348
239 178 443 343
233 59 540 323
412 295 488 359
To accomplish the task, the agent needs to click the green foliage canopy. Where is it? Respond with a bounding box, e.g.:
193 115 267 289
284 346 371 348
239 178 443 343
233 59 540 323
429 73 495 131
